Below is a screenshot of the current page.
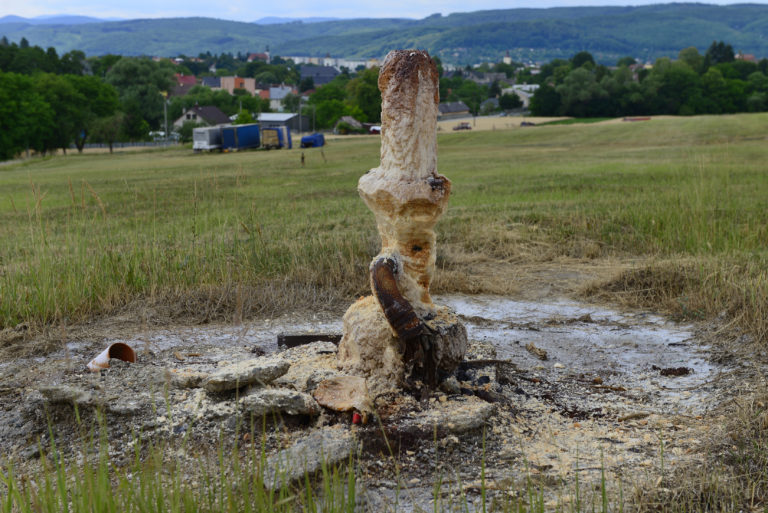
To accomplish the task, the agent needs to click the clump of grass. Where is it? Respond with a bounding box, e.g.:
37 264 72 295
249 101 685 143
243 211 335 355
583 257 768 345
633 387 768 512
0 420 358 513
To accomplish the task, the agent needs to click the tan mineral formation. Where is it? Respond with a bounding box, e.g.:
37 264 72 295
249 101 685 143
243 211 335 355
337 49 468 395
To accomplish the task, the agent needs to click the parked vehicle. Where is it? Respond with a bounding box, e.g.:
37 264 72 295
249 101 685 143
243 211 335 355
453 122 472 131
222 124 260 151
368 125 381 134
192 126 224 151
300 133 325 148
192 124 291 152
262 126 292 149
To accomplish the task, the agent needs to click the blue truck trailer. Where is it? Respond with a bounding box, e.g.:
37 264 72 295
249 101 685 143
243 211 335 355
261 126 292 149
300 133 325 148
221 124 260 151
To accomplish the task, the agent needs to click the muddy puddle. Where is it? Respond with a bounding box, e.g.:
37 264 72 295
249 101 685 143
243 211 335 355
0 295 740 510
445 295 720 413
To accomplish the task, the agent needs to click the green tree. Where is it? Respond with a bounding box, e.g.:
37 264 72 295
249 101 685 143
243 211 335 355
313 99 347 128
530 83 561 116
34 73 87 153
59 50 86 75
282 93 301 112
91 112 126 153
178 120 203 143
571 51 595 69
748 71 768 92
346 67 380 122
233 111 255 124
616 56 637 68
556 67 608 117
88 54 122 78
538 58 570 84
678 47 704 73
68 75 120 152
299 77 314 92
499 92 523 110
105 57 174 139
492 61 518 78
746 92 766 112
644 58 702 114
454 80 486 116
704 41 735 67
0 71 54 159
488 80 501 98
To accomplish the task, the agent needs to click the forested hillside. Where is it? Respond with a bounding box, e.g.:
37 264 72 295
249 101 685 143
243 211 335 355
1 4 768 63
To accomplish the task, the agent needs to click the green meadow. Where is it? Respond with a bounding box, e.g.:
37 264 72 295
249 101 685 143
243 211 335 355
1 113 767 344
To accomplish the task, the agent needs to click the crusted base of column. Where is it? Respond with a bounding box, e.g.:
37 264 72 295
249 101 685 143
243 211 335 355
337 296 404 396
337 297 467 396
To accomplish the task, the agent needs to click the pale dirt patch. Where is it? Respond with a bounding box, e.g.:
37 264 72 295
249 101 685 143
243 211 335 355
590 115 680 125
436 116 570 133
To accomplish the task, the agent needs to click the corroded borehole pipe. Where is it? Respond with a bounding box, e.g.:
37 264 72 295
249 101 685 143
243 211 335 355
337 50 467 394
87 342 136 371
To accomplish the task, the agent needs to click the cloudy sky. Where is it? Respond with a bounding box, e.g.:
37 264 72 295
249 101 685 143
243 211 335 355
3 0 765 22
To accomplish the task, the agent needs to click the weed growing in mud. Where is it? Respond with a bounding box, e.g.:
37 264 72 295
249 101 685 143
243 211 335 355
0 418 358 513
632 386 768 512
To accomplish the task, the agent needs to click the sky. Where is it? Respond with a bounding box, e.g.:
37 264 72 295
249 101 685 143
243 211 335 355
3 0 766 22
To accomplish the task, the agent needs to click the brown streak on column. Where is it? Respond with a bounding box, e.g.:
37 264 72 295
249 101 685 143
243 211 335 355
371 257 424 342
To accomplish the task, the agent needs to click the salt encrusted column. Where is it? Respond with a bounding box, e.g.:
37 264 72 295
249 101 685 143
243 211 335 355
337 50 467 395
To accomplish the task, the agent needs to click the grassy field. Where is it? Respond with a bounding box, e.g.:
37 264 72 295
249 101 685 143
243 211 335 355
1 113 767 345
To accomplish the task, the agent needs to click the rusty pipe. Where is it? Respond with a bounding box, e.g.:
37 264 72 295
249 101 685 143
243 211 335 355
87 342 136 372
371 256 424 342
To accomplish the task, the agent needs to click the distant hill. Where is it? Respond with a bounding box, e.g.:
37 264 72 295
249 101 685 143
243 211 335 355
0 15 122 25
252 16 341 25
1 4 768 64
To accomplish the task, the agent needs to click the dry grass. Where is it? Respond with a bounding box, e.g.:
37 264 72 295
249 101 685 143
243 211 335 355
583 258 768 346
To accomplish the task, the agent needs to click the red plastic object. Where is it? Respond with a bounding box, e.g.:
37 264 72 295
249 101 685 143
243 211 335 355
352 412 362 425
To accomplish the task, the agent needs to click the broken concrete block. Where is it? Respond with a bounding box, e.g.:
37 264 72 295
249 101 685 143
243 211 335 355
264 427 354 490
239 388 319 417
203 358 289 393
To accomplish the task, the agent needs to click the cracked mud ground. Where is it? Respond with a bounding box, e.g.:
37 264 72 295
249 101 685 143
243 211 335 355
0 284 755 511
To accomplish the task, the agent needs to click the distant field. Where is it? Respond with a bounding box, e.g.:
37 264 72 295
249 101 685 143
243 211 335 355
1 113 766 343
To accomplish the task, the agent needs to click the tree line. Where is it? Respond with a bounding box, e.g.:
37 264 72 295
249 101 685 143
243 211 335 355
528 42 768 117
5 35 764 160
0 37 516 158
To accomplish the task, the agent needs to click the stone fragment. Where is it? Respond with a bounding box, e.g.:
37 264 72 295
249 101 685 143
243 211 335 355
313 376 373 420
107 399 144 416
239 389 319 417
403 396 495 435
273 342 340 392
167 369 210 389
38 385 102 408
178 389 236 421
264 427 354 490
203 357 289 393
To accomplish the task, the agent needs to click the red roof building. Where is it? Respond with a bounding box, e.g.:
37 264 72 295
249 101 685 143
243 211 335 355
175 73 197 86
736 52 757 63
248 52 270 63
